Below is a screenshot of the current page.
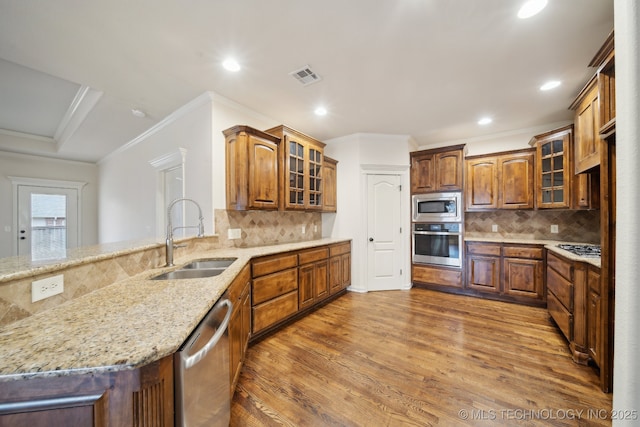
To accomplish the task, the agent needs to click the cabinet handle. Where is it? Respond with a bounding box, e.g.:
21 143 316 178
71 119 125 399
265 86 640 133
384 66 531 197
369 238 374 242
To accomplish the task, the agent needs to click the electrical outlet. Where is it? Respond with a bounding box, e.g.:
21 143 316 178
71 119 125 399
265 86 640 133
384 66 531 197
32 274 64 303
492 224 498 232
314 224 318 233
551 224 559 233
301 225 306 234
228 228 241 240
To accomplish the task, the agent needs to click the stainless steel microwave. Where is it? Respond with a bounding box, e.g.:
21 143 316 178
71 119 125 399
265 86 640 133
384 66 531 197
412 192 462 222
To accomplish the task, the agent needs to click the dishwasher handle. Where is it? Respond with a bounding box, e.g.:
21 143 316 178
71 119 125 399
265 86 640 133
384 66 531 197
183 299 233 369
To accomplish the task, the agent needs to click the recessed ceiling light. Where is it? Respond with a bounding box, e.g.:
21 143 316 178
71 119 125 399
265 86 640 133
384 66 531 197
517 0 548 19
478 117 493 125
222 58 241 72
314 106 328 116
540 80 562 91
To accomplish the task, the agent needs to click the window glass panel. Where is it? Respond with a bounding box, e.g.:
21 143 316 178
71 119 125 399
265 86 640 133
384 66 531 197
553 139 564 153
553 156 564 170
31 194 67 261
541 143 551 157
542 173 551 188
553 189 564 202
553 173 564 186
542 158 551 172
542 190 552 203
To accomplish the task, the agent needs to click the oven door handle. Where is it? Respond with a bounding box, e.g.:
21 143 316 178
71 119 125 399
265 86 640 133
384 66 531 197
413 231 461 236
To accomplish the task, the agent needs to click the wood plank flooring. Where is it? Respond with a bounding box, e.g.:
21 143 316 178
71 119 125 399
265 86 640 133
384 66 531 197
231 289 612 426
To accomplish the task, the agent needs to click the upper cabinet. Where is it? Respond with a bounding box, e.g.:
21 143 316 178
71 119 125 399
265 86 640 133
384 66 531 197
322 156 338 213
570 30 615 173
530 125 599 210
224 125 280 211
265 125 326 211
465 149 535 211
410 145 464 193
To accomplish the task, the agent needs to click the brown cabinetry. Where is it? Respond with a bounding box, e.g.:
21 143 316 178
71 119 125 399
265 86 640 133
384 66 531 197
0 355 174 427
298 248 329 310
587 265 603 369
265 125 326 211
546 250 590 364
322 156 338 212
464 241 545 305
411 264 463 289
329 242 351 294
224 125 280 210
410 145 464 193
465 149 535 210
227 264 251 396
571 77 602 174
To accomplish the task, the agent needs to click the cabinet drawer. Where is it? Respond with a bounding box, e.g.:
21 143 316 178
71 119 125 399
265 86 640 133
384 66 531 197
252 253 298 277
502 245 544 260
252 268 298 305
227 264 250 303
466 242 501 256
547 266 573 311
547 252 572 281
412 265 462 288
548 291 573 341
329 242 351 257
252 290 298 333
588 267 602 295
299 247 329 264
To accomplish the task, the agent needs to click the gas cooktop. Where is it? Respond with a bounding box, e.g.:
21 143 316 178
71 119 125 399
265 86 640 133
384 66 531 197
557 244 601 258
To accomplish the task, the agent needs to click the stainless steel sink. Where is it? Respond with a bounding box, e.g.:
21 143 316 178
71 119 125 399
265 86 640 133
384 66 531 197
181 258 237 270
151 268 226 280
151 257 237 280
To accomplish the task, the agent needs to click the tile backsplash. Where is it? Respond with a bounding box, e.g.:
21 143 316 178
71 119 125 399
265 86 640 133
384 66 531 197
214 209 322 247
465 210 600 243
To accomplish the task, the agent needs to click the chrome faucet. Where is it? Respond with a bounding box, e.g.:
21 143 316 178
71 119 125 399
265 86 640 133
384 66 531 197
166 198 205 266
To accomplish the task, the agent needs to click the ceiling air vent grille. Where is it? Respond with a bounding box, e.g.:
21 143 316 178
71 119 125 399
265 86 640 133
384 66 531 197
289 65 322 86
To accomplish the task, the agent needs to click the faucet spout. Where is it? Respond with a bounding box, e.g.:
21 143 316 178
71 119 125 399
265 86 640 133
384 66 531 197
165 198 205 267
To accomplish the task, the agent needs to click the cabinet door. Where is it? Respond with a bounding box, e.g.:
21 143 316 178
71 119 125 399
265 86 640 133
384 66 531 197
285 139 306 210
298 263 315 310
587 268 602 367
465 157 498 210
248 135 279 209
308 145 324 209
322 157 338 212
435 150 463 191
498 152 534 209
574 80 601 173
503 258 544 299
341 253 351 289
536 130 571 209
314 260 329 301
410 152 436 193
329 256 342 294
467 255 500 293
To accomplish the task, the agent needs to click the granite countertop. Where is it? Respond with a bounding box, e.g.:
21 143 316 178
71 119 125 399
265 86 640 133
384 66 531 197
464 234 601 268
0 238 350 381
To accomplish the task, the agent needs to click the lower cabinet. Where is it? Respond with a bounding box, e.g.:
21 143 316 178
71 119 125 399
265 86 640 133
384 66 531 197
465 241 545 305
227 264 251 397
0 355 174 427
298 247 330 310
411 264 463 289
329 242 351 294
587 265 603 369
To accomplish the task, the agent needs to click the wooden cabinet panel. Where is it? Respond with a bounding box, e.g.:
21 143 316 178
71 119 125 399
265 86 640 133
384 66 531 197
502 245 543 259
465 157 498 210
299 258 329 310
298 263 315 310
252 268 298 305
503 258 544 300
252 253 298 277
410 145 464 193
466 242 501 256
298 247 329 264
329 242 351 295
224 125 280 211
547 291 573 341
228 265 251 396
467 255 500 293
572 78 601 173
411 265 462 288
498 152 534 209
547 267 573 311
587 267 602 368
322 156 338 212
252 291 299 333
314 261 329 301
435 150 463 191
547 252 572 281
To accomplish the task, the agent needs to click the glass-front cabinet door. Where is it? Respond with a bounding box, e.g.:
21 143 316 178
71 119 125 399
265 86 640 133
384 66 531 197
533 125 572 209
308 147 323 208
289 140 305 207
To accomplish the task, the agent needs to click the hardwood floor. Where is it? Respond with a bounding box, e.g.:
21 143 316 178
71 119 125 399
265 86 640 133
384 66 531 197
231 289 612 426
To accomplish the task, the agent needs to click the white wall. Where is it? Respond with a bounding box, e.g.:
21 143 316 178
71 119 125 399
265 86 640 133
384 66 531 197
323 133 416 292
98 92 279 244
613 0 640 419
0 152 98 258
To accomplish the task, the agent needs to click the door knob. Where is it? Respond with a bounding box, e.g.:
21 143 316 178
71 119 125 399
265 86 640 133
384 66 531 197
369 237 374 242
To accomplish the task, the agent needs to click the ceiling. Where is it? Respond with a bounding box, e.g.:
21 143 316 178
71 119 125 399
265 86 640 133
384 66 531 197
0 0 614 163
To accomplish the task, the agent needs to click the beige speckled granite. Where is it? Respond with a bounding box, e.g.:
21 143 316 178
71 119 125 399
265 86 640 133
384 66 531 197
0 238 350 381
464 234 601 268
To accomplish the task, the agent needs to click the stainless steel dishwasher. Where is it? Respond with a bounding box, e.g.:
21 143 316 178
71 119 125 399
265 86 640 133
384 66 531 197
175 298 233 427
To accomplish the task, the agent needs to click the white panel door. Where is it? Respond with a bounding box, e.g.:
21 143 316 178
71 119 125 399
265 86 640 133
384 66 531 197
17 185 79 260
366 174 402 291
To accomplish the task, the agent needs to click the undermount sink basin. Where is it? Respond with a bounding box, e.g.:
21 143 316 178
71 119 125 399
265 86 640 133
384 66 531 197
151 258 237 280
181 258 237 270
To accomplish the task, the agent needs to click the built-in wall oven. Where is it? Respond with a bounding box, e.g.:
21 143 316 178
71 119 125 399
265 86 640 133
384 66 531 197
412 192 462 222
412 222 462 267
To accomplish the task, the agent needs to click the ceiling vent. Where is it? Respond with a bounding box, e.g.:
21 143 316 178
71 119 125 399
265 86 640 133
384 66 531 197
289 65 322 86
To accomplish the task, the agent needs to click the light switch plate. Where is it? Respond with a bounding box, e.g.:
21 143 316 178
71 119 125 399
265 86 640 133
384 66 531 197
228 228 241 240
32 274 64 303
492 224 498 232
551 224 559 233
